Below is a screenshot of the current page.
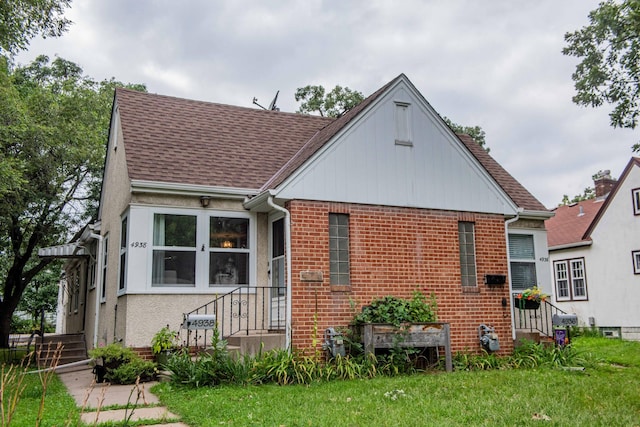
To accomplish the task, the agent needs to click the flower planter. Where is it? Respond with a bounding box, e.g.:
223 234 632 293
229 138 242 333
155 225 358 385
360 322 452 372
514 297 540 310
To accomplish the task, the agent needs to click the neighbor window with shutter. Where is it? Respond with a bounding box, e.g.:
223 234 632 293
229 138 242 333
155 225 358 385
508 234 537 290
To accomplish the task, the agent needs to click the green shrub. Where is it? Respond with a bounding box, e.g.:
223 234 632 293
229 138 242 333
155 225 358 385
352 291 437 327
108 359 157 384
89 343 155 384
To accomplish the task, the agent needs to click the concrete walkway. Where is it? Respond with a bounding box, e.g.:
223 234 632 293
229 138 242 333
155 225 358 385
58 366 188 426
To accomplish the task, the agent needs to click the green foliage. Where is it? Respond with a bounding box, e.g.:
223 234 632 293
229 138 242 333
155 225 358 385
443 116 490 152
295 84 364 117
559 187 596 206
0 54 146 347
0 0 71 55
89 343 136 366
89 344 158 385
563 0 640 151
108 359 157 385
151 326 179 354
352 291 437 328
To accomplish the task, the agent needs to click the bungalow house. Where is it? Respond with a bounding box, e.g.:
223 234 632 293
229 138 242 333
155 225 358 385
546 159 640 340
41 74 553 356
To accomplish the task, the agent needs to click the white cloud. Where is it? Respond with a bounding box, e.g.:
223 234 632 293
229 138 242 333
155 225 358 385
13 0 639 208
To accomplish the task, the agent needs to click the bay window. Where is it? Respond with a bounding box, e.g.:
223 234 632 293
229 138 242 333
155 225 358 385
149 210 253 289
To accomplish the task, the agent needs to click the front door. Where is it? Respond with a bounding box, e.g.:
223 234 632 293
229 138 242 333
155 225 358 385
270 217 286 329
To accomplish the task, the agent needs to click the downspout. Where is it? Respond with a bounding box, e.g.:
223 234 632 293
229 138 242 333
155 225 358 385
267 196 292 351
89 232 103 348
505 209 523 341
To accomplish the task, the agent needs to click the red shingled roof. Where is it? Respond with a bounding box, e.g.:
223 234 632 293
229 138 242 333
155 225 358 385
116 88 333 189
545 199 605 248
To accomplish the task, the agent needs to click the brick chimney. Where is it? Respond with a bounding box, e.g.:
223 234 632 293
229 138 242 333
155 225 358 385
593 170 617 198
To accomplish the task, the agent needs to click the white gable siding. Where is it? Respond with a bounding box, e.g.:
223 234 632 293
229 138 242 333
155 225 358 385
552 164 640 339
276 82 516 216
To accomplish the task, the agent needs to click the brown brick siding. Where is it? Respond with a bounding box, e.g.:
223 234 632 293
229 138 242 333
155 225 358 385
287 200 513 354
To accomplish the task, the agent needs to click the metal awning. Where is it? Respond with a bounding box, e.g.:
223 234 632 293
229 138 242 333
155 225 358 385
38 243 87 258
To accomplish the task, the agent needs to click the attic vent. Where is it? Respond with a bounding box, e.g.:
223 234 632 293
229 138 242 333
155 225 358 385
394 101 412 147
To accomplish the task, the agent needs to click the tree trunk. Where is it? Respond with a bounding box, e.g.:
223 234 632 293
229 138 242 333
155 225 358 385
0 304 12 348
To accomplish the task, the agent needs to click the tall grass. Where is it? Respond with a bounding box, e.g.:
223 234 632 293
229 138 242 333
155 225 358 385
154 337 640 426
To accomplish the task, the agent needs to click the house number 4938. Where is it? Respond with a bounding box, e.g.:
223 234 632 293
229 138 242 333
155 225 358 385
539 257 549 262
130 242 148 248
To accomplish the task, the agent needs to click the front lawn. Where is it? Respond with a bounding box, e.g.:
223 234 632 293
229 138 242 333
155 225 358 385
152 337 640 426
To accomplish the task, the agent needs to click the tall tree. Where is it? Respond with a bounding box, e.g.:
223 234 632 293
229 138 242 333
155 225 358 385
0 0 72 55
295 85 364 117
563 0 640 151
443 117 489 152
0 55 145 347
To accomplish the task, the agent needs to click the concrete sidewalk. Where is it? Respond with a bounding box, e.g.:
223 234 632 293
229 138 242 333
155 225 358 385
58 366 188 426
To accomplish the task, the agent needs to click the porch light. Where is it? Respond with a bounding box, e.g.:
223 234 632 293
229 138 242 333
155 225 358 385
200 196 210 207
222 240 233 248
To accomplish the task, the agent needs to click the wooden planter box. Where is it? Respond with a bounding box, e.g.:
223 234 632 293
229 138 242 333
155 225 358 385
361 322 452 372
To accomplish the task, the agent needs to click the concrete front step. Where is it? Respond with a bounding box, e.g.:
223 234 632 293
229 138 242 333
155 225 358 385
36 333 87 367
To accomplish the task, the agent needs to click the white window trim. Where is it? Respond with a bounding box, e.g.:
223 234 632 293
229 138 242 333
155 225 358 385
554 258 588 301
508 232 538 291
118 214 128 296
101 234 108 303
146 207 256 293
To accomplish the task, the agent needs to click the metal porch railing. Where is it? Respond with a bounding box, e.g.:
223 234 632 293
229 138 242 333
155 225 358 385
513 294 568 337
181 286 286 350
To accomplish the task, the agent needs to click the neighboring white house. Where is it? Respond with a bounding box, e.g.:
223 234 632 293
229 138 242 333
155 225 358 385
546 159 640 340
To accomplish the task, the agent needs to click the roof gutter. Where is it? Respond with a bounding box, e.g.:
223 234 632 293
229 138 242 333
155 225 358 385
130 179 257 199
267 196 292 352
505 209 523 341
88 227 103 349
548 240 592 251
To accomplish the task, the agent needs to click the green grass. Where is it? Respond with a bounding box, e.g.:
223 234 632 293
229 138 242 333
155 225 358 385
152 337 640 426
1 368 79 426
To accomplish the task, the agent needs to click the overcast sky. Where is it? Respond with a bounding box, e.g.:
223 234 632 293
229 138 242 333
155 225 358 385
15 0 639 209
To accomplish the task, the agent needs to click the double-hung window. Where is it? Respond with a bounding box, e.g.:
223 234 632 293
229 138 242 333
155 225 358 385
553 258 588 301
508 234 537 291
633 188 640 215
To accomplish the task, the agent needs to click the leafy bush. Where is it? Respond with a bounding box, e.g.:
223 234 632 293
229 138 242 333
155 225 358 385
108 359 157 384
89 343 156 384
352 291 437 327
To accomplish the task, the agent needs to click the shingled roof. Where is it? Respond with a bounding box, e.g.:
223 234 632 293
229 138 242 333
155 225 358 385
457 134 548 212
115 77 547 215
546 199 604 248
116 88 332 189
